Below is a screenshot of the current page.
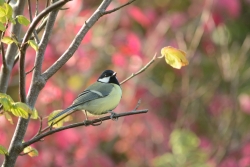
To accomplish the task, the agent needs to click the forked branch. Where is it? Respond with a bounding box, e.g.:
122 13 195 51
102 0 136 15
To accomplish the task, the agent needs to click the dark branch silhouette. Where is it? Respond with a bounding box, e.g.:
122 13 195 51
23 109 148 148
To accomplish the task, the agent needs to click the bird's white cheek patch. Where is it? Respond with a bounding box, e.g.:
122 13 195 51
98 76 110 83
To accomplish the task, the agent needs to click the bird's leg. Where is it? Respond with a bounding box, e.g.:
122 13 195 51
84 110 89 120
108 111 118 121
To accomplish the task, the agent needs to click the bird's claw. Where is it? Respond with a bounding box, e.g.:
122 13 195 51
109 111 118 121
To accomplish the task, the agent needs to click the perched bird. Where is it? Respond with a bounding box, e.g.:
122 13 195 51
49 70 122 122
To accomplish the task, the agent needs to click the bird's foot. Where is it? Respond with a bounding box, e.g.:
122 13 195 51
108 111 118 121
83 119 91 126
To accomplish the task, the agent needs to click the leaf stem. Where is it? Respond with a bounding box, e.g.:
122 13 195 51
120 53 157 85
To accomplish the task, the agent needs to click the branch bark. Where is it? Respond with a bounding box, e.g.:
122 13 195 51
19 0 71 103
102 0 136 15
0 1 26 93
42 0 112 81
23 109 148 148
1 0 139 166
2 1 70 167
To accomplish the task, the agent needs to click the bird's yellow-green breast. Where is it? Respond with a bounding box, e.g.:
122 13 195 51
74 83 122 115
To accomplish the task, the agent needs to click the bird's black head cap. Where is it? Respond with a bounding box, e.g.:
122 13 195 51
98 70 120 85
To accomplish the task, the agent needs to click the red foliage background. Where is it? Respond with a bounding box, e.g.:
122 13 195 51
1 0 250 166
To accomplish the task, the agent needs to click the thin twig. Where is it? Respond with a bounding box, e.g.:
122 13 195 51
37 116 43 135
28 0 40 43
0 23 9 67
134 99 141 110
60 7 69 10
25 66 36 75
21 0 71 48
19 0 71 102
120 53 157 85
38 112 72 136
0 32 6 67
42 0 112 81
12 54 19 68
35 0 39 16
102 0 136 15
23 109 148 147
46 0 50 8
27 0 33 21
35 16 49 34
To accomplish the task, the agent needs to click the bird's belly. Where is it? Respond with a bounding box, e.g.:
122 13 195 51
83 85 122 115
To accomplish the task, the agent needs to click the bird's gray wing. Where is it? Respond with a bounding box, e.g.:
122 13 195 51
48 83 114 122
70 82 113 108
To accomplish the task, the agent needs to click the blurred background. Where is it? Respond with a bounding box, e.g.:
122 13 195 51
1 0 250 166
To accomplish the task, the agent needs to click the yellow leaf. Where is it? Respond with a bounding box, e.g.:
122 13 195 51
14 102 33 114
10 102 32 119
48 110 72 128
23 146 39 157
0 93 14 111
1 36 14 44
0 93 14 103
0 145 8 155
28 40 39 51
3 112 13 124
4 3 12 19
30 108 39 119
161 46 189 69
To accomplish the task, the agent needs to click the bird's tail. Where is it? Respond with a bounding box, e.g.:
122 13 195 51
48 106 76 122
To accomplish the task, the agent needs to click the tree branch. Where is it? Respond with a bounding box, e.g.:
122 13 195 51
27 0 40 43
0 31 7 67
21 0 70 47
120 53 157 85
23 109 148 148
26 0 62 107
102 0 136 16
19 0 71 103
42 0 113 81
35 0 39 16
0 23 9 67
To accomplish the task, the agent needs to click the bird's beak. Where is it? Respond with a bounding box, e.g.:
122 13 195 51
112 72 117 76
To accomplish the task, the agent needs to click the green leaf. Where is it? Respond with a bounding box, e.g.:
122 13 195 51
9 17 16 24
1 36 18 45
48 110 72 128
23 146 39 157
0 98 11 111
3 112 13 124
30 108 39 119
0 145 8 155
16 15 30 26
0 0 4 6
170 129 200 155
10 102 32 119
0 93 14 103
28 40 39 51
0 22 5 31
0 6 6 17
4 3 12 19
1 36 14 44
0 93 14 111
0 16 7 23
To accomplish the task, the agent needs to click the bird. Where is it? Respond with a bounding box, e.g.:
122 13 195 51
49 70 122 122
